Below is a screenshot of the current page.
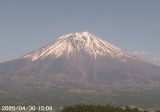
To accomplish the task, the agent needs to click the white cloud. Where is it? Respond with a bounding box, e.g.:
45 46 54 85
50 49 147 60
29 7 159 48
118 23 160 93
132 50 148 55
132 50 160 66
153 56 160 61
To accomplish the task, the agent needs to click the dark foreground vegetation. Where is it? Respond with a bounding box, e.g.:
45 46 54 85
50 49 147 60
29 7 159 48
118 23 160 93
5 104 160 112
61 104 160 112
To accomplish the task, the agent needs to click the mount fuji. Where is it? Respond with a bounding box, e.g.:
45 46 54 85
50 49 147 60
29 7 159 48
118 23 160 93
0 32 160 108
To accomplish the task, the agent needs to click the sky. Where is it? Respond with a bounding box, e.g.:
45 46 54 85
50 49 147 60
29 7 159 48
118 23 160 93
0 0 160 66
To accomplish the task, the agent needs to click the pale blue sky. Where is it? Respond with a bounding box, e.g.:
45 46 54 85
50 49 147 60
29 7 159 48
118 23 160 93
0 0 160 66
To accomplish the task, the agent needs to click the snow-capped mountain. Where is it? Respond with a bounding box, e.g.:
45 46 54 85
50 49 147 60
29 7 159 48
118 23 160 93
21 32 138 61
0 32 160 107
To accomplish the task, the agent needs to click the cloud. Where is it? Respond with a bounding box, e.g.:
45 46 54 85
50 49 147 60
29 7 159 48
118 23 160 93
153 56 160 61
132 50 148 55
132 50 160 66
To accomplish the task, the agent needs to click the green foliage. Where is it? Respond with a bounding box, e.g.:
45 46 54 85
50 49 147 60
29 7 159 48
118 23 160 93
62 104 153 112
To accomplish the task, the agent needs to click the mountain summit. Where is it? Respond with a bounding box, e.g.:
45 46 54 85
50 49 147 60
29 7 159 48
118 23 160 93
0 32 160 107
21 32 137 61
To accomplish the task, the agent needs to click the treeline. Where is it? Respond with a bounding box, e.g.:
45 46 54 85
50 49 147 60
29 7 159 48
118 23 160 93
62 104 160 112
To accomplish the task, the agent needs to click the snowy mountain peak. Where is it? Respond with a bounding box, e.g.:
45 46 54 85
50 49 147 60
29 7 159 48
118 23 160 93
21 32 138 61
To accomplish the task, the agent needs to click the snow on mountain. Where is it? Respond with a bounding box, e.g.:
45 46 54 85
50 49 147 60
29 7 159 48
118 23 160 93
21 32 138 61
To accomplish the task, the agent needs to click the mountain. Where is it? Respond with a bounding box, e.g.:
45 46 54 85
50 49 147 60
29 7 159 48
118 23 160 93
0 32 160 108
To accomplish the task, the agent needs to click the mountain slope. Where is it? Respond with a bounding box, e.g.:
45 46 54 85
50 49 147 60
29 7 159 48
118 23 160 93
0 32 160 108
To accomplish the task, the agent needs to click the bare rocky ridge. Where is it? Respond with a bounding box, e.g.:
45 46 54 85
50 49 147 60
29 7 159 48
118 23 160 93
0 32 160 107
